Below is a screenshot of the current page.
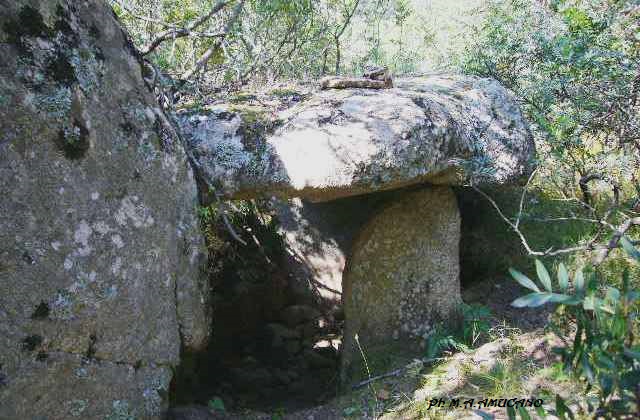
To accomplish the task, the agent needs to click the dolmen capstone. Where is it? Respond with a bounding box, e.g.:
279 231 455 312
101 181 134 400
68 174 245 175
179 75 535 382
1 1 210 418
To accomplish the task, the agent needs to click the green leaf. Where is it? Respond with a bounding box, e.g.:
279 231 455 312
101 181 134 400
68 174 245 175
597 353 615 370
536 260 552 292
581 353 595 384
208 396 225 412
509 268 541 292
547 293 579 304
535 405 547 419
555 395 574 420
583 295 596 310
623 347 640 360
605 287 620 302
512 292 553 308
574 268 584 293
473 410 495 420
620 236 640 261
517 406 532 420
557 263 569 291
599 304 616 315
621 370 640 392
507 405 516 420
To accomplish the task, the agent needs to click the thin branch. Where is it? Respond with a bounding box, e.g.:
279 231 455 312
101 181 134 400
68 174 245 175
351 357 445 389
216 194 248 246
140 0 230 56
239 19 297 83
515 167 538 229
111 0 179 29
352 368 404 389
527 216 617 232
180 0 245 81
593 217 640 265
473 185 639 258
142 62 247 246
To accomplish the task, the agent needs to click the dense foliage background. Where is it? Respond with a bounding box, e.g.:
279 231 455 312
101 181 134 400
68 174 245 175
110 0 482 85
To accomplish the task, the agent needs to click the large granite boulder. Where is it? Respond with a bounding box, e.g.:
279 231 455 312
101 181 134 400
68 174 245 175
180 76 534 202
0 1 209 418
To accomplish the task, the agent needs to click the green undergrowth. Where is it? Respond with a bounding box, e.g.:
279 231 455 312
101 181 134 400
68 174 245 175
301 329 586 420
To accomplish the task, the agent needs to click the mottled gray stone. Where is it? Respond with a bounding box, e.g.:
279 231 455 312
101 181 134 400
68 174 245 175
341 186 462 382
0 1 208 418
272 191 405 312
180 76 535 202
166 405 218 420
0 352 172 420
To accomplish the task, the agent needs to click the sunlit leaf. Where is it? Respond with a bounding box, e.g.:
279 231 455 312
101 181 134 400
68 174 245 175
583 295 596 310
536 260 552 292
557 263 569 291
574 268 584 293
509 268 540 292
620 236 640 261
535 405 547 419
547 293 579 304
512 292 553 308
605 287 620 303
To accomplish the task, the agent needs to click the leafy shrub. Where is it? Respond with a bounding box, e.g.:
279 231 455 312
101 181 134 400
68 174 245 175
507 236 640 418
424 328 468 361
456 0 640 276
462 303 493 347
425 303 493 360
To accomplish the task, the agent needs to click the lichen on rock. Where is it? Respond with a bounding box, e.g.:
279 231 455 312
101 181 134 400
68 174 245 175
180 75 535 203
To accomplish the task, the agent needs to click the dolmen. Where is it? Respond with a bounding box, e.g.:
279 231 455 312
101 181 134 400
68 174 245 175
179 75 535 383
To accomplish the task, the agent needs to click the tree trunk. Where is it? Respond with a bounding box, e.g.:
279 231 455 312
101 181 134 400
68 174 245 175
334 35 341 75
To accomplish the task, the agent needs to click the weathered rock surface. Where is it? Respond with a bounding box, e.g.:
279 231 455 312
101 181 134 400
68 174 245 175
273 194 387 308
272 189 415 314
180 76 534 202
341 187 462 382
0 1 208 418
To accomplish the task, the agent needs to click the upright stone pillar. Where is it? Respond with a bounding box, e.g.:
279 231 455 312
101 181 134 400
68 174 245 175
341 186 462 382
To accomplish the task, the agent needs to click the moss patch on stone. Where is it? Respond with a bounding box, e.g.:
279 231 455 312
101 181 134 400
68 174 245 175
229 104 282 153
54 118 90 160
46 52 77 86
3 5 53 56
